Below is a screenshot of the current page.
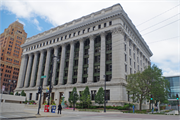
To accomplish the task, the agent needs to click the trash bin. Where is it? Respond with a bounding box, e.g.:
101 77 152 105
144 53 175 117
51 105 56 113
44 105 49 112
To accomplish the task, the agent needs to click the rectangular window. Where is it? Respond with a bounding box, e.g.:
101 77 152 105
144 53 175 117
129 49 131 56
124 44 126 51
88 28 90 32
36 93 39 100
130 58 131 65
134 62 136 69
104 23 106 27
109 21 112 26
93 26 95 31
98 25 101 29
91 90 96 100
29 93 32 100
125 64 127 72
105 90 110 100
125 54 127 62
130 68 132 74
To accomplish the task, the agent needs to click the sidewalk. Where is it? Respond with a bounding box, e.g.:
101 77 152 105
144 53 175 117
0 108 64 119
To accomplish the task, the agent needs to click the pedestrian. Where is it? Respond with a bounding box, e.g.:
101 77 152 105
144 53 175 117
155 106 158 112
57 104 62 114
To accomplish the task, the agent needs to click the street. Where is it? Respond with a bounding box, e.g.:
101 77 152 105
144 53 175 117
27 111 179 120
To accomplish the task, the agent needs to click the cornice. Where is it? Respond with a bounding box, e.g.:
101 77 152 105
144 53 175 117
22 10 122 47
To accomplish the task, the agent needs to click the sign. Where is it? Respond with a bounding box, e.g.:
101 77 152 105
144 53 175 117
41 76 46 78
2 85 5 91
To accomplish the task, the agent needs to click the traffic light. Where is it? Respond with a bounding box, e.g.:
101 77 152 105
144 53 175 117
151 95 153 100
38 86 42 94
176 94 179 100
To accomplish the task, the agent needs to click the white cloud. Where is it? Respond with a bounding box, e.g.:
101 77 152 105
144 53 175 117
1 0 179 76
33 18 42 31
18 20 26 26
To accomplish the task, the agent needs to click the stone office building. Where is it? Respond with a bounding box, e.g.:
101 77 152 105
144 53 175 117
15 4 153 107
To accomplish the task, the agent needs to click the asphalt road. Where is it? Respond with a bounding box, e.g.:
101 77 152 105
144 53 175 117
24 111 180 120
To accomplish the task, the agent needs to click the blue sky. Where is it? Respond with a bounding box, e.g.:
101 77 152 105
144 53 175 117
0 0 179 76
0 9 54 38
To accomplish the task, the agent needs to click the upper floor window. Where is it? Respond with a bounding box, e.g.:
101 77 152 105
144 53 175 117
109 21 112 26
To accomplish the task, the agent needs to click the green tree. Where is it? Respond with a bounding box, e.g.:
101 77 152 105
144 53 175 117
143 65 170 104
68 87 79 106
95 87 104 106
15 92 19 96
126 64 170 110
79 86 91 108
21 90 26 96
10 92 13 95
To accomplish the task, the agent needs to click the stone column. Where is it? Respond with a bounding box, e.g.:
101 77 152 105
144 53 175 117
67 41 75 84
36 50 45 87
30 52 38 87
77 39 84 83
100 32 106 81
24 54 33 87
17 55 28 88
111 27 125 83
58 44 66 85
43 48 51 87
87 35 95 83
52 46 58 85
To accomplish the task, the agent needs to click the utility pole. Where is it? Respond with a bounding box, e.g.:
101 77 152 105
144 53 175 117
37 78 43 115
73 92 75 111
104 75 106 113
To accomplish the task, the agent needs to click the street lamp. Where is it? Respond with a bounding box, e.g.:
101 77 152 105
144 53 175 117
8 79 11 94
104 75 106 113
47 55 59 106
73 92 76 111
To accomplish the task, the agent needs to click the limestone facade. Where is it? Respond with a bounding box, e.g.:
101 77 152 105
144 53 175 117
15 4 153 106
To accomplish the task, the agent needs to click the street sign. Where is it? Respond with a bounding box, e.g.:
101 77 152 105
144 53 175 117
41 76 46 78
2 85 5 91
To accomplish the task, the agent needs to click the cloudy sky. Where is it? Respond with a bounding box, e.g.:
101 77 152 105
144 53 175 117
0 0 179 76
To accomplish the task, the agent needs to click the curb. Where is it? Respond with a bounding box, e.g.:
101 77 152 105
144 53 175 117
1 116 37 120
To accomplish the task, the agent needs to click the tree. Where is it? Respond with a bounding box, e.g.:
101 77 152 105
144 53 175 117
15 92 19 96
95 87 104 106
79 86 91 108
21 90 26 96
68 87 79 106
126 64 170 110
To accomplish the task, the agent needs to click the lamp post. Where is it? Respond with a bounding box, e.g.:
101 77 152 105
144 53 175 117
8 79 11 94
73 92 75 111
37 78 43 115
104 75 106 113
47 55 59 106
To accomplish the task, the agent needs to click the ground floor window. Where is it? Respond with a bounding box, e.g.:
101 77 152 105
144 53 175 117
36 93 38 100
91 90 96 100
105 90 110 100
29 93 32 100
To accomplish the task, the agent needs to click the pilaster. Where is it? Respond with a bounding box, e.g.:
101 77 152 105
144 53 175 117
30 52 38 87
36 50 45 87
17 55 28 88
24 54 33 87
67 41 75 84
100 32 106 81
58 44 66 85
77 38 84 83
87 35 95 83
51 46 59 85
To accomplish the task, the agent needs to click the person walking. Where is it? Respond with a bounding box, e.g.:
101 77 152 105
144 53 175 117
57 104 62 114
